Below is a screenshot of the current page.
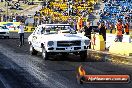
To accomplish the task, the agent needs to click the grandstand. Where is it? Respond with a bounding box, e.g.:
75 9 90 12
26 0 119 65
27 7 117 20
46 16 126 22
99 0 132 29
34 0 99 25
0 0 131 31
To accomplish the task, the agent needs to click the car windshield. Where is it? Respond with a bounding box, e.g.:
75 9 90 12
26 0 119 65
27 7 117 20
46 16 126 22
43 25 76 34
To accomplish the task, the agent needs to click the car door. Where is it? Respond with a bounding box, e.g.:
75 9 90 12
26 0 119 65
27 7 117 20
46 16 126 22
31 28 39 48
36 27 43 48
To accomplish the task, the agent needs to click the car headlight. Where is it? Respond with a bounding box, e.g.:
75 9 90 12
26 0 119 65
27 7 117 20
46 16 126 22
84 40 89 45
48 41 54 46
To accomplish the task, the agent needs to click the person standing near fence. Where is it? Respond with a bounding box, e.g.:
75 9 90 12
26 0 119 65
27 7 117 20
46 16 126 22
115 19 123 42
77 15 83 32
109 22 114 34
124 22 129 35
84 21 92 49
98 21 107 41
84 21 92 39
18 21 25 47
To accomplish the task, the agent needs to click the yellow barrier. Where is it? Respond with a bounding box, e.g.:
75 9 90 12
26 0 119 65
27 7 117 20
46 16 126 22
91 33 105 51
109 42 132 56
25 26 35 32
8 26 35 32
106 33 132 49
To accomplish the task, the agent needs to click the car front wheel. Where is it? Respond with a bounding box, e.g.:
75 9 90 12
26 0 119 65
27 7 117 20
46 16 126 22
30 45 38 55
7 36 9 39
42 47 49 60
4 36 9 39
79 51 87 61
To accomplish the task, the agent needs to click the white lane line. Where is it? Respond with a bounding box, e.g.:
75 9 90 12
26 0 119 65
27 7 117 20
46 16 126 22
0 73 12 88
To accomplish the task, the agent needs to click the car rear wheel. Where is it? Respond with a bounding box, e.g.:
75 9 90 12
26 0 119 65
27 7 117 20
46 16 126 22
30 45 38 55
80 51 87 61
42 47 49 60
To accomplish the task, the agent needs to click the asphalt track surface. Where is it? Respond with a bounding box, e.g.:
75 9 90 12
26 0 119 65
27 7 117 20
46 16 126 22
0 33 132 88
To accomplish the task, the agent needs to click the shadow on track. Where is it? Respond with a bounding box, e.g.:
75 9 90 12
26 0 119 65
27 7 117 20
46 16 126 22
0 52 40 88
34 53 106 63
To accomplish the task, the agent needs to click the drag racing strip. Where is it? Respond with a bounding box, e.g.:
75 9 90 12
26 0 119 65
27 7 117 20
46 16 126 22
0 42 85 88
0 44 110 88
0 39 115 88
0 39 132 88
0 51 38 88
0 41 103 88
8 32 31 39
0 39 113 88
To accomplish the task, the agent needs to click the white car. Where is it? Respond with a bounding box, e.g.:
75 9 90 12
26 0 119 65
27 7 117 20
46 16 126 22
0 26 9 38
28 24 90 60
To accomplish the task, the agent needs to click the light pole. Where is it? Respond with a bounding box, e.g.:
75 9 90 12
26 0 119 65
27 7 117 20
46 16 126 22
7 1 8 22
5 0 8 22
67 0 70 16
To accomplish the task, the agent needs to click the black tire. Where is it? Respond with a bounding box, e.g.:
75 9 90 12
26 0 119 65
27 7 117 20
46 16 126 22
4 36 9 39
42 47 49 60
80 51 87 61
30 45 38 55
4 36 6 39
6 36 9 39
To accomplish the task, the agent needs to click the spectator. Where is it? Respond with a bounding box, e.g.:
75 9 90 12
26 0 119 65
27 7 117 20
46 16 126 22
77 15 83 32
58 7 63 12
42 2 46 8
109 23 114 33
73 18 77 30
115 19 123 42
18 21 25 46
84 21 92 40
124 22 129 35
13 17 16 22
3 14 6 22
98 21 107 41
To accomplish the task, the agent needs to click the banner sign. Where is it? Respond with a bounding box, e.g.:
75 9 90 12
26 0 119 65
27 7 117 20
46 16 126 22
0 22 20 32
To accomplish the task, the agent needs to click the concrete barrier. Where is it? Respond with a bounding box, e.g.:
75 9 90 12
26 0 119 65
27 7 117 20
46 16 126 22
106 33 132 49
109 42 132 56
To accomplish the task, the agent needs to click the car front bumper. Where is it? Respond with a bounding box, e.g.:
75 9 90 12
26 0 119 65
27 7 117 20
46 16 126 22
46 46 89 53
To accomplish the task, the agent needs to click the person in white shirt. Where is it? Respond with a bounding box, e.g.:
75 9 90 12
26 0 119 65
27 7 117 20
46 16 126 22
18 22 24 46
